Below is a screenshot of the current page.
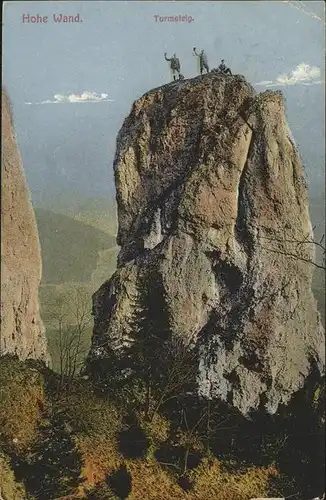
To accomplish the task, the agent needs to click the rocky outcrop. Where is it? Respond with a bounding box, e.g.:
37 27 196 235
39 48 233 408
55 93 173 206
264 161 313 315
1 91 49 362
89 73 324 416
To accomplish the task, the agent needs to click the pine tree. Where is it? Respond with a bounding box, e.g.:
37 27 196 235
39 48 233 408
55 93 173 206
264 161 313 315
126 268 170 419
127 268 197 421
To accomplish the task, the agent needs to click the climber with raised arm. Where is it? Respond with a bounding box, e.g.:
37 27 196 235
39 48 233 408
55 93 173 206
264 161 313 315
218 59 232 75
193 47 209 75
164 53 181 81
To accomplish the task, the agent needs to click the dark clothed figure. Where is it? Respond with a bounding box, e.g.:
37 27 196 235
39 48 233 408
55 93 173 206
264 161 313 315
164 53 181 81
193 47 209 74
218 59 232 75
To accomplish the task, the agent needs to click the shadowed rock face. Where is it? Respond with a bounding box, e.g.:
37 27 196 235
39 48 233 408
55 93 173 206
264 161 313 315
89 73 324 416
1 92 49 362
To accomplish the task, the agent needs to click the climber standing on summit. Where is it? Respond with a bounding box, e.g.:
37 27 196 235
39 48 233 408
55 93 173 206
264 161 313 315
164 52 182 81
193 47 209 75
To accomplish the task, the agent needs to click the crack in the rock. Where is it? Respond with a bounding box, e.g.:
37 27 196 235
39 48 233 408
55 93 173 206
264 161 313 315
234 132 255 258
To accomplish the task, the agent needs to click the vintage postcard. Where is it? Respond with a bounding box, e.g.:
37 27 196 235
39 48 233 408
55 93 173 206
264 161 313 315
1 1 325 499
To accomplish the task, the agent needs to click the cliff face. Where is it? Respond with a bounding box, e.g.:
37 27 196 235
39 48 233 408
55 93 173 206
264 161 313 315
90 74 324 416
1 92 49 362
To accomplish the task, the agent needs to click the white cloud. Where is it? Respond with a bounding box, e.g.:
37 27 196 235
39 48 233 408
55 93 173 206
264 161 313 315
255 80 274 86
278 63 321 85
255 63 323 88
53 93 65 102
25 91 114 105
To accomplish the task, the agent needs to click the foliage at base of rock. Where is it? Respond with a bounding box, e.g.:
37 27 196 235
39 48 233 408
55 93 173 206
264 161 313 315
0 355 45 454
13 411 84 500
0 453 26 500
187 458 275 500
0 355 324 500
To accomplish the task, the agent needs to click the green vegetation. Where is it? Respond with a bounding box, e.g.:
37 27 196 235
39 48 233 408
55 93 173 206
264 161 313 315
36 195 117 232
36 195 118 238
89 247 118 294
74 210 117 237
35 201 118 374
0 453 27 500
0 356 45 453
35 208 116 285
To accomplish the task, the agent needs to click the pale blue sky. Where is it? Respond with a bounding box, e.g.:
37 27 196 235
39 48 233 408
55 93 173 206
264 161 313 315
3 1 325 206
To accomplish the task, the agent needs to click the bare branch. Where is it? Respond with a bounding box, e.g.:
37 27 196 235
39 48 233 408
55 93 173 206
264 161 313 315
261 247 325 270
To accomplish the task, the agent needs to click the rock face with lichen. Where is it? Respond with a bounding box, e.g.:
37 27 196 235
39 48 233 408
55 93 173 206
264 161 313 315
1 91 49 363
89 73 324 416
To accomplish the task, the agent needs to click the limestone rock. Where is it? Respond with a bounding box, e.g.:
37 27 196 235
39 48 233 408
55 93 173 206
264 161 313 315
1 91 49 362
89 74 324 416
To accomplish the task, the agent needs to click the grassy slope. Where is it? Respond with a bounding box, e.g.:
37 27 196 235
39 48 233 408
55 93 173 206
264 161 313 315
36 195 118 234
89 246 118 293
35 205 118 372
74 210 117 237
35 208 116 285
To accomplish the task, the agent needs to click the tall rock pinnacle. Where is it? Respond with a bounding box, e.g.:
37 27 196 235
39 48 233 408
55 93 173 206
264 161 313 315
1 91 49 362
89 74 324 416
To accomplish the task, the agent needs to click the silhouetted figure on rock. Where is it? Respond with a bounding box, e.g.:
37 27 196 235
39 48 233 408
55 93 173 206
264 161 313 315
193 47 209 74
218 59 232 75
164 52 181 81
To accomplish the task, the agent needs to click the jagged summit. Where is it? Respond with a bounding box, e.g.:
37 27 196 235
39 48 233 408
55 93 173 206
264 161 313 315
141 72 253 99
89 74 324 416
